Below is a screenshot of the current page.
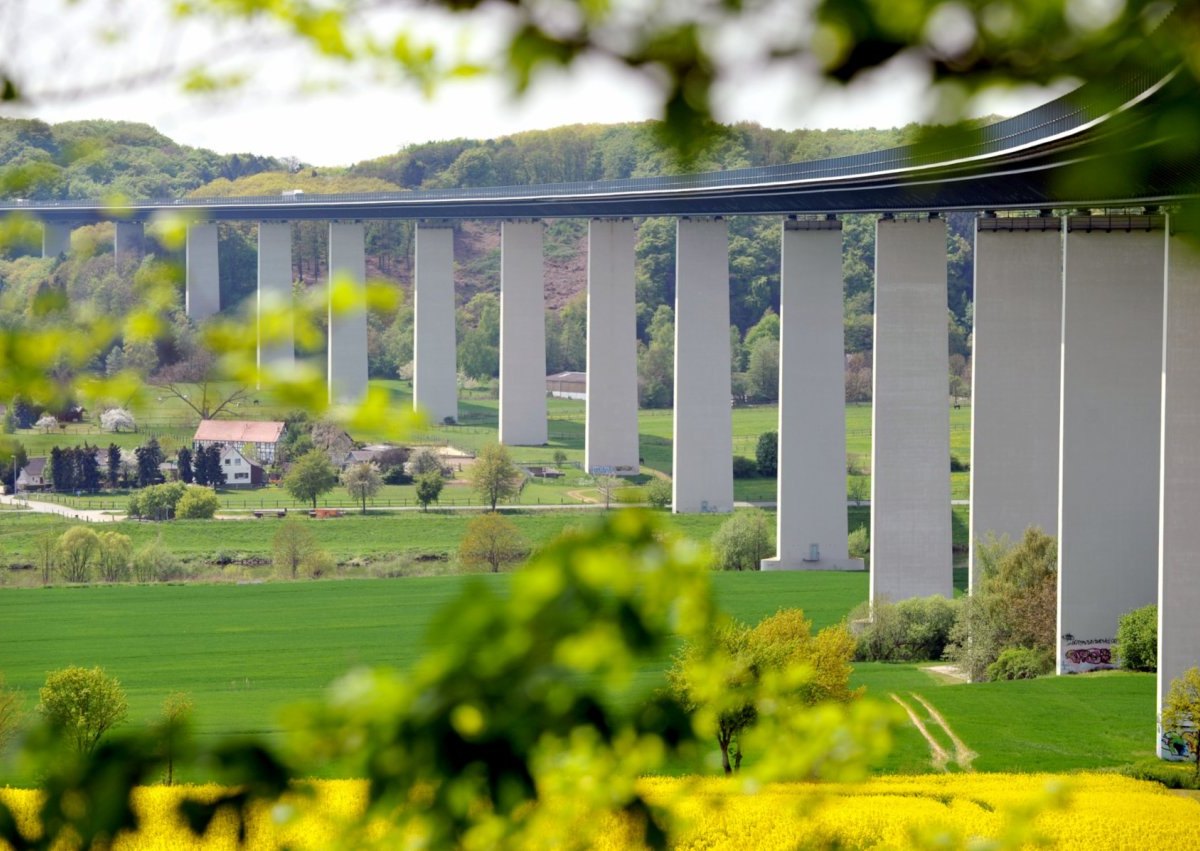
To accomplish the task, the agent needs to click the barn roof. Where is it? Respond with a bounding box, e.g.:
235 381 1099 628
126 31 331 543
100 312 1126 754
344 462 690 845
194 420 286 444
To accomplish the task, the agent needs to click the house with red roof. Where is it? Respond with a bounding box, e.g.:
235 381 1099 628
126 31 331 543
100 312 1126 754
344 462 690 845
193 420 286 465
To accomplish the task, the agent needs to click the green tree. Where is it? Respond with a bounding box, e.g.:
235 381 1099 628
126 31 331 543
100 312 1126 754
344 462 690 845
712 508 772 571
57 525 101 583
283 449 338 509
645 476 672 509
37 666 128 754
668 608 859 775
468 442 523 511
458 512 529 573
96 530 133 582
342 461 383 514
755 431 777 478
160 691 193 786
415 470 444 512
1162 667 1200 778
272 516 321 579
177 446 194 484
135 436 165 487
1115 604 1158 672
746 337 779 402
176 485 220 519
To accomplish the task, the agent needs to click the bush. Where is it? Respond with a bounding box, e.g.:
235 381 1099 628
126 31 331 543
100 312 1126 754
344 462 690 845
176 486 220 519
987 646 1054 681
848 527 869 564
1120 758 1200 790
1115 604 1157 672
712 509 772 571
950 454 970 472
131 539 184 582
732 456 757 479
755 431 777 477
852 595 960 662
645 477 672 508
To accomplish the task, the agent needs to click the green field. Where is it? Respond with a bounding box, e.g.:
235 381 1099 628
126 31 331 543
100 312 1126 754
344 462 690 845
0 563 1155 784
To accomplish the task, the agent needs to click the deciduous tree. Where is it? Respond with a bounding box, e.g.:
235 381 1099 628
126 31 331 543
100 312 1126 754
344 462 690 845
1162 667 1200 778
57 525 101 583
176 486 220 519
468 443 522 511
38 666 128 754
272 517 321 579
712 508 772 571
283 449 338 509
415 470 444 512
342 461 383 514
458 512 528 573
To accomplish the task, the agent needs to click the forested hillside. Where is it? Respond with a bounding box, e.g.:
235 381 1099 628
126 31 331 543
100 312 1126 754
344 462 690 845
0 117 975 408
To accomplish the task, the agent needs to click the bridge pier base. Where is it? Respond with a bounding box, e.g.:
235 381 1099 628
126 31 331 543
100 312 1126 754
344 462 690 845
327 221 369 405
257 222 294 381
968 216 1063 588
42 222 71 258
186 223 220 321
870 216 952 601
585 218 639 476
763 218 859 570
499 220 547 445
1056 217 1163 674
414 224 458 426
673 217 733 514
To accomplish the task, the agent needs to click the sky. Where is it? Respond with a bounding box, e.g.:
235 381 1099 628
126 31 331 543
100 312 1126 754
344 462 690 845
1 0 1069 168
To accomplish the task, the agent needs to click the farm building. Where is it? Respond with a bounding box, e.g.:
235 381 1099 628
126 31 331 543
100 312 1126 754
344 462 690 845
546 371 586 400
193 420 285 464
218 445 264 488
15 457 46 491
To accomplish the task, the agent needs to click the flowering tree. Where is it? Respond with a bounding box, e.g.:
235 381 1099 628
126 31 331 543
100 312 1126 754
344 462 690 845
100 408 136 433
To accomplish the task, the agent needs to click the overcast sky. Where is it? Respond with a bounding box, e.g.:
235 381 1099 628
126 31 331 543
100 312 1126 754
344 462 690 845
0 0 1068 167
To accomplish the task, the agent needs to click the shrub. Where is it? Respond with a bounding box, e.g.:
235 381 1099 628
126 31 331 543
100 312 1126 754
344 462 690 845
851 595 960 662
848 527 869 564
731 456 757 479
712 509 772 571
131 539 184 582
950 454 970 472
1115 604 1157 672
987 646 1054 681
1120 758 1200 790
645 477 672 508
176 486 220 519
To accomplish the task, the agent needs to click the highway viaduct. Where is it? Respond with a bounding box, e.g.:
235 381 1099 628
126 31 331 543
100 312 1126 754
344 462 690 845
5 64 1198 759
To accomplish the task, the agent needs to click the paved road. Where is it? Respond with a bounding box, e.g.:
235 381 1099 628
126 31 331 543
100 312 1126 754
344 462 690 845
0 494 121 522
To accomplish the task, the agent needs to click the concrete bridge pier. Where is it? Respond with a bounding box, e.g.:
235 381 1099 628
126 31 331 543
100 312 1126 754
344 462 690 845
763 217 859 570
584 218 639 475
673 216 733 514
499 220 548 446
115 221 144 265
185 222 220 321
42 222 71 258
413 223 458 425
257 222 294 380
870 215 952 602
327 221 369 405
1056 216 1163 674
1158 226 1200 755
968 215 1063 587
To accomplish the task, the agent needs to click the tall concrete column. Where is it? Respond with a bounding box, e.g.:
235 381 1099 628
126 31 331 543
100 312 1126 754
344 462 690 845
185 223 220 321
763 218 860 570
328 221 369 405
1158 227 1200 756
1057 216 1164 674
257 222 294 378
585 218 639 475
870 216 952 601
968 216 1063 588
42 222 71 258
499 220 547 446
673 217 733 514
414 224 458 424
115 221 144 266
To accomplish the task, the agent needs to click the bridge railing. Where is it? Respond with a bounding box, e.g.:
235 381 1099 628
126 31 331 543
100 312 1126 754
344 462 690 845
0 65 1169 212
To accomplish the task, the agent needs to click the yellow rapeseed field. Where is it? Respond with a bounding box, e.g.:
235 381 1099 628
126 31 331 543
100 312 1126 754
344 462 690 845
1 773 1197 849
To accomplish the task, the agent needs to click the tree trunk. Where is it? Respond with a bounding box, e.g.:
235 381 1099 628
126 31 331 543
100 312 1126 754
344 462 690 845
718 734 732 776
